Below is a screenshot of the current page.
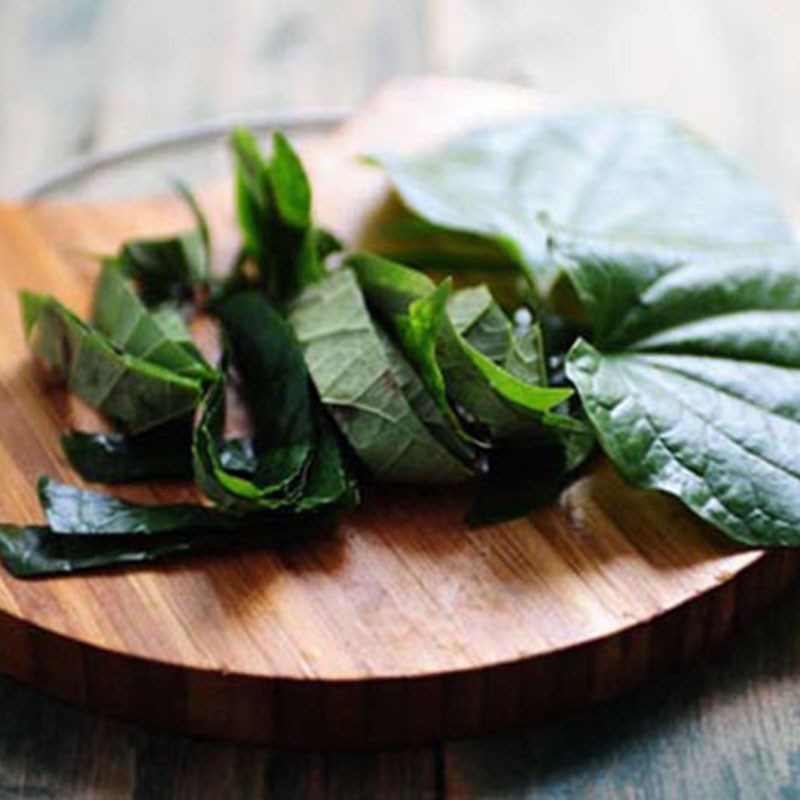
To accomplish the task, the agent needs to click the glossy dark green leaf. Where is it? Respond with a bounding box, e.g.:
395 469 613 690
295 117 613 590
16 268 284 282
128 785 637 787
230 129 324 306
0 517 331 578
0 525 216 578
555 230 800 546
374 110 794 295
93 261 215 382
38 476 235 535
61 425 193 484
288 268 476 483
116 235 209 307
20 291 202 434
194 291 356 513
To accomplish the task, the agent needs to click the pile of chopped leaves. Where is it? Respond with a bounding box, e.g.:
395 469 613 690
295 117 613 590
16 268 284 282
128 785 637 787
4 108 800 577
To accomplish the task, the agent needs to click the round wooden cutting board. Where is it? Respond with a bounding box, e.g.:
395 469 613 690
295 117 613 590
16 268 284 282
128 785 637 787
0 78 797 749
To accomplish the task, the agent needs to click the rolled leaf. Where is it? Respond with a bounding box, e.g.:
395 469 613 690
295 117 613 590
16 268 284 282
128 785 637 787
20 292 202 434
350 254 574 440
288 268 476 483
93 261 215 382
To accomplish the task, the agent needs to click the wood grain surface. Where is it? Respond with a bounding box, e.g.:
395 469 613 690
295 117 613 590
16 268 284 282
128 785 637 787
0 79 796 749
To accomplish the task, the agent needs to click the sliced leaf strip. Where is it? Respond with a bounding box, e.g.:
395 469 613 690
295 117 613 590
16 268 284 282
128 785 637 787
350 254 573 440
448 285 546 384
0 525 216 578
93 261 214 382
20 291 202 434
230 129 324 306
0 518 330 578
116 231 210 307
194 291 356 513
39 476 235 535
288 268 475 483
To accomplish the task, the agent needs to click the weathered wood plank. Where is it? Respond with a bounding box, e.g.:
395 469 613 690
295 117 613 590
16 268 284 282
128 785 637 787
1 579 800 797
444 581 800 799
0 673 439 799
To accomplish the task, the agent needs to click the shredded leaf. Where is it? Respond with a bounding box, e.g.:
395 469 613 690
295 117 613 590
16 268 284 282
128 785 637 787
20 291 202 434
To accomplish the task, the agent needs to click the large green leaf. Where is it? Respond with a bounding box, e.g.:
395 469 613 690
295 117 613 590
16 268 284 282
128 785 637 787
556 230 800 546
20 292 202 434
288 268 476 483
374 110 794 294
93 261 215 382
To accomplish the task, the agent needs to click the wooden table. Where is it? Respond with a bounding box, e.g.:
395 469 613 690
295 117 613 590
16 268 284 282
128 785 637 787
1 581 799 797
2 1 800 796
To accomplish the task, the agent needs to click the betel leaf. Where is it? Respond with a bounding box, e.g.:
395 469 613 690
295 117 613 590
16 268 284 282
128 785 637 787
447 285 546 385
193 291 355 513
20 292 202 434
215 291 313 480
0 510 333 578
288 268 475 483
173 179 212 258
61 426 193 484
115 230 210 307
38 476 236 535
93 262 215 382
0 525 217 578
193 377 356 513
350 254 574 440
376 322 480 466
339 255 480 459
230 129 324 305
554 229 800 546
113 183 211 306
373 109 794 294
193 292 312 511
